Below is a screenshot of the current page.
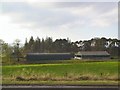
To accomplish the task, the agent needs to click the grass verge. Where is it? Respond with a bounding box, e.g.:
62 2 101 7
2 60 119 85
2 80 118 86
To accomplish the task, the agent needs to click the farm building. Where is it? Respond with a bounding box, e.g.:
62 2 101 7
74 51 110 60
26 53 74 62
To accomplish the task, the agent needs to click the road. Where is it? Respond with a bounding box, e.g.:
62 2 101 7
2 85 119 90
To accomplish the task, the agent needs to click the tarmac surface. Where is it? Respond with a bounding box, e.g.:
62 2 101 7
2 85 119 90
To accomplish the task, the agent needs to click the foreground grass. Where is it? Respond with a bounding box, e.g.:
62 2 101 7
2 81 118 85
2 60 119 85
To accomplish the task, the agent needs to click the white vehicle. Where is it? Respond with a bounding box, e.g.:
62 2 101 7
74 56 81 60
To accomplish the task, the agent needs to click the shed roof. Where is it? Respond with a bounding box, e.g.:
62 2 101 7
27 53 71 55
76 51 110 56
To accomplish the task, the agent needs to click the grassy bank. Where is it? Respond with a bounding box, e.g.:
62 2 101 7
2 60 119 85
2 81 118 85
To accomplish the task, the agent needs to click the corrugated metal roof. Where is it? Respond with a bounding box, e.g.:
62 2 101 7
76 51 110 56
27 53 71 55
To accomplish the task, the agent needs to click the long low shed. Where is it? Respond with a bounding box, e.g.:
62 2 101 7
26 53 74 62
75 51 110 60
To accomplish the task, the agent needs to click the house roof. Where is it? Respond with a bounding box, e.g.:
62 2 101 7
76 51 110 56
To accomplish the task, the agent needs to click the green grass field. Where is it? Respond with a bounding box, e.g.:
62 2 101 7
2 60 119 85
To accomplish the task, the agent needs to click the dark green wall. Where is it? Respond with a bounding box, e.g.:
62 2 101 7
26 53 74 61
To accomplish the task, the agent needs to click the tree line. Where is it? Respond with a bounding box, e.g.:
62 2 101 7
0 36 120 64
24 36 120 57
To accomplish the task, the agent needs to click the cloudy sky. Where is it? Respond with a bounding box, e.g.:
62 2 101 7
0 1 118 44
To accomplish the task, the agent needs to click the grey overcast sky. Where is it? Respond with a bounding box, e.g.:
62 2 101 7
0 0 118 44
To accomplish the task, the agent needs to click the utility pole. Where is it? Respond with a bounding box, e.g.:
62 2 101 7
0 44 3 64
0 43 3 88
17 43 19 62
